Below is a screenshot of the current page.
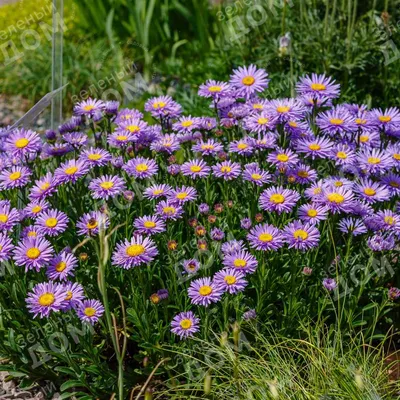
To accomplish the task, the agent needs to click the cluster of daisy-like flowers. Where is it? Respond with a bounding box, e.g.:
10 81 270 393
1 64 400 338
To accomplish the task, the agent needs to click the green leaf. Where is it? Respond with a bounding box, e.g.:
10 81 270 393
60 380 85 392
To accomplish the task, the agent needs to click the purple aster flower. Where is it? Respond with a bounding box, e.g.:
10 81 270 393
14 237 54 272
370 107 400 129
387 144 400 170
181 159 211 179
214 268 247 294
358 148 393 175
210 228 225 241
35 209 68 237
168 164 181 175
23 200 50 219
171 311 200 339
26 281 65 318
300 94 333 109
79 147 112 167
230 65 269 99
222 250 258 274
183 258 201 274
188 277 224 307
43 142 73 157
21 225 43 239
105 100 120 114
296 136 334 159
243 309 257 320
368 232 396 251
221 240 246 256
296 73 340 100
143 184 172 200
0 166 32 189
323 278 337 291
330 144 356 167
60 282 85 311
388 287 400 301
290 164 318 185
323 176 354 190
348 200 374 217
29 173 58 200
267 147 299 168
46 251 78 281
212 161 241 180
144 96 182 119
253 134 277 150
374 210 400 232
133 215 166 235
192 139 224 156
107 131 135 148
338 217 368 236
76 211 110 236
0 233 13 262
282 220 320 251
243 112 277 133
198 203 210 214
173 116 201 134
318 187 355 214
198 80 232 99
74 98 105 117
63 132 88 148
155 200 184 221
247 223 284 251
240 217 252 230
316 108 357 136
199 117 217 131
54 159 90 185
259 186 300 214
77 299 105 325
150 134 180 154
115 108 143 124
123 157 159 179
228 138 255 156
264 98 306 122
5 128 42 159
380 173 400 197
354 178 390 203
298 203 329 225
112 235 158 269
89 175 126 200
167 186 197 205
59 116 82 134
0 203 20 232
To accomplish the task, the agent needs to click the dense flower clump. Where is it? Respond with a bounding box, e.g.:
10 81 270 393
0 65 400 340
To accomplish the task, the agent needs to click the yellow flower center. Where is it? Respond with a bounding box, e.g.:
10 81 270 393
337 151 347 159
355 118 367 125
384 216 394 225
153 101 166 109
242 76 255 86
390 181 399 188
117 135 128 141
199 285 212 296
15 138 29 148
100 181 114 190
83 105 95 111
294 229 308 240
190 165 202 172
84 307 96 317
220 166 232 173
65 291 73 300
288 121 297 127
0 214 8 223
181 120 193 128
237 143 248 150
180 319 192 329
38 293 55 306
270 194 285 204
64 166 78 175
314 188 322 194
88 153 102 160
201 144 214 150
31 205 42 214
258 233 273 242
55 261 67 272
327 193 344 204
176 192 188 200
251 173 262 180
126 125 140 133
393 153 400 160
136 163 149 172
297 170 309 178
126 244 145 257
379 115 391 122
253 103 263 109
277 106 290 113
359 135 369 143
334 181 343 187
45 218 58 228
27 231 37 237
257 117 269 125
233 258 247 268
208 85 222 92
87 220 98 229
9 171 21 181
26 247 41 259
40 182 50 191
153 189 164 195
309 143 321 151
224 275 237 285
330 118 344 125
144 221 156 228
276 154 289 162
307 209 317 217
311 83 326 91
367 157 381 165
364 188 376 196
163 206 176 215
